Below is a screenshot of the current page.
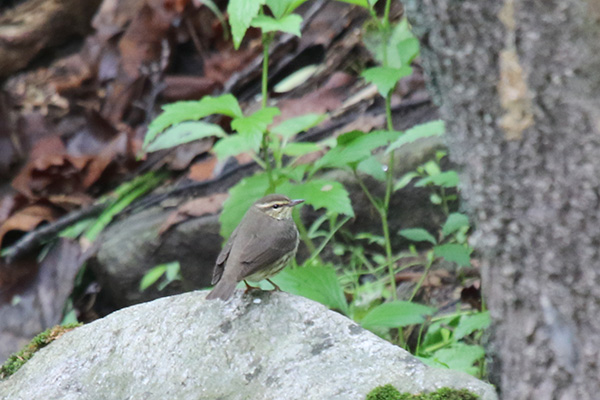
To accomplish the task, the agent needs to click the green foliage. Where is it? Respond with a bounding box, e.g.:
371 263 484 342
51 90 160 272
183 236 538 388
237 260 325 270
399 228 437 245
146 122 226 152
140 262 182 291
361 66 413 97
366 384 402 400
251 14 303 36
0 323 82 380
386 120 445 154
145 94 242 149
138 0 489 382
272 264 349 314
366 385 480 400
360 301 436 329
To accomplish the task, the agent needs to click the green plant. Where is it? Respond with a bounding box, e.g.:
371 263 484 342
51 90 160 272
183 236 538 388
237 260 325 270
0 323 82 380
140 261 183 291
141 0 489 379
366 384 480 400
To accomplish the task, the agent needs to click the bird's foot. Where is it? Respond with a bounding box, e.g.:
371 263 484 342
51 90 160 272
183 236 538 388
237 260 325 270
243 280 261 293
266 279 281 291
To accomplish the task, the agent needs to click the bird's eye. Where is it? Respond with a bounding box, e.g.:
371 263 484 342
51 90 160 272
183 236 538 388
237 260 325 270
272 204 280 209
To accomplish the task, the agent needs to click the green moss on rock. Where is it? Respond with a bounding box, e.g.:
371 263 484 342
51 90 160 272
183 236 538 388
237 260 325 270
367 384 479 400
0 323 82 380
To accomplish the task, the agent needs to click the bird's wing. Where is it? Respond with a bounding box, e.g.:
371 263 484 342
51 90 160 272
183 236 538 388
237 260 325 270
236 224 298 280
211 226 239 285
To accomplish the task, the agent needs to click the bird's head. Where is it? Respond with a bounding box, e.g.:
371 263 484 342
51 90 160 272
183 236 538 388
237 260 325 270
254 194 304 220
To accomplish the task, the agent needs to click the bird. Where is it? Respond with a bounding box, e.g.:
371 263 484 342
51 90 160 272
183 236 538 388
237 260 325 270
206 194 304 301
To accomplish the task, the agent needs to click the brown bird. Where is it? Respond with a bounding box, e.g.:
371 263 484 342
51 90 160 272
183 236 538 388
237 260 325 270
206 194 304 301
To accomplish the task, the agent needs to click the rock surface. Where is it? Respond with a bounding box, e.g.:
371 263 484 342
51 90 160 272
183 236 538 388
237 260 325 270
0 291 497 400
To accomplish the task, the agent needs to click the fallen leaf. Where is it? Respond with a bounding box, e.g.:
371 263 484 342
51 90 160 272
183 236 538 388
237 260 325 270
0 204 59 248
188 156 217 181
159 193 228 234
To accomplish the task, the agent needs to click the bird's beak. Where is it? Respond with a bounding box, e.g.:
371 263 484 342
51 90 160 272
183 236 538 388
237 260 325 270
288 199 304 207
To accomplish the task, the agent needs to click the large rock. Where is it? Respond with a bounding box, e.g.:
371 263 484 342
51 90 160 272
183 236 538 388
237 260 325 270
0 291 497 400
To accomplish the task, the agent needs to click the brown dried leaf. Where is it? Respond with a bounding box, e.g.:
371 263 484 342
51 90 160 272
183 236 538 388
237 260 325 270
0 205 59 248
188 156 217 182
159 193 228 235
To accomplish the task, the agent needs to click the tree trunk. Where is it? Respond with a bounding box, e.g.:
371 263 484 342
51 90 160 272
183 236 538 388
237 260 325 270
404 0 600 399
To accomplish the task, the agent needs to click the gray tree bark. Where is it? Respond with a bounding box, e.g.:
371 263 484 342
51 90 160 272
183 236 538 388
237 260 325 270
404 0 600 399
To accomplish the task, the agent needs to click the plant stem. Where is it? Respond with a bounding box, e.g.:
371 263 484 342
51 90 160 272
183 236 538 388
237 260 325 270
408 251 434 302
304 215 351 266
383 0 392 28
260 32 275 191
294 211 318 257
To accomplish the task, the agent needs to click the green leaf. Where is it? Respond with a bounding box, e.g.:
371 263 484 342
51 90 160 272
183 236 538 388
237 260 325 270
399 228 437 244
433 244 472 267
314 130 400 170
362 18 418 69
140 265 167 291
251 14 303 36
430 343 485 376
164 261 182 282
213 131 262 160
454 312 491 340
273 64 320 93
271 113 326 139
271 265 348 314
360 301 436 328
357 156 386 181
278 180 354 217
394 171 419 191
228 0 266 49
442 212 470 237
361 66 412 97
144 94 242 147
232 107 280 136
336 0 369 7
386 120 445 154
281 142 321 157
415 170 459 188
266 0 306 18
397 37 420 66
219 173 270 238
146 121 225 152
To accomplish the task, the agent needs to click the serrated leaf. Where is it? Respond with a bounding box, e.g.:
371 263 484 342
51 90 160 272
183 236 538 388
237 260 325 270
232 107 280 136
357 156 386 181
281 142 321 157
228 0 266 49
363 18 418 69
430 343 485 376
442 213 470 237
146 121 226 152
361 66 412 97
213 131 263 160
386 120 445 154
433 243 472 267
144 94 242 147
394 171 419 191
219 173 269 238
360 301 436 328
271 113 326 139
139 265 167 291
278 180 354 217
271 265 348 314
415 170 459 188
399 228 437 244
314 130 400 170
454 312 491 340
251 14 302 36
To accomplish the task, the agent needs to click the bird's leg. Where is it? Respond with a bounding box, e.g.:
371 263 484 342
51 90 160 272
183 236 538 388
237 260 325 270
243 280 261 293
267 279 281 291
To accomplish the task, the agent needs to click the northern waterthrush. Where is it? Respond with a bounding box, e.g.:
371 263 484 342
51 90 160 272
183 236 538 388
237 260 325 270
206 194 304 301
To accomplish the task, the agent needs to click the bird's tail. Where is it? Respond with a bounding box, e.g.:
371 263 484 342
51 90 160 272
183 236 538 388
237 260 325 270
206 278 237 301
